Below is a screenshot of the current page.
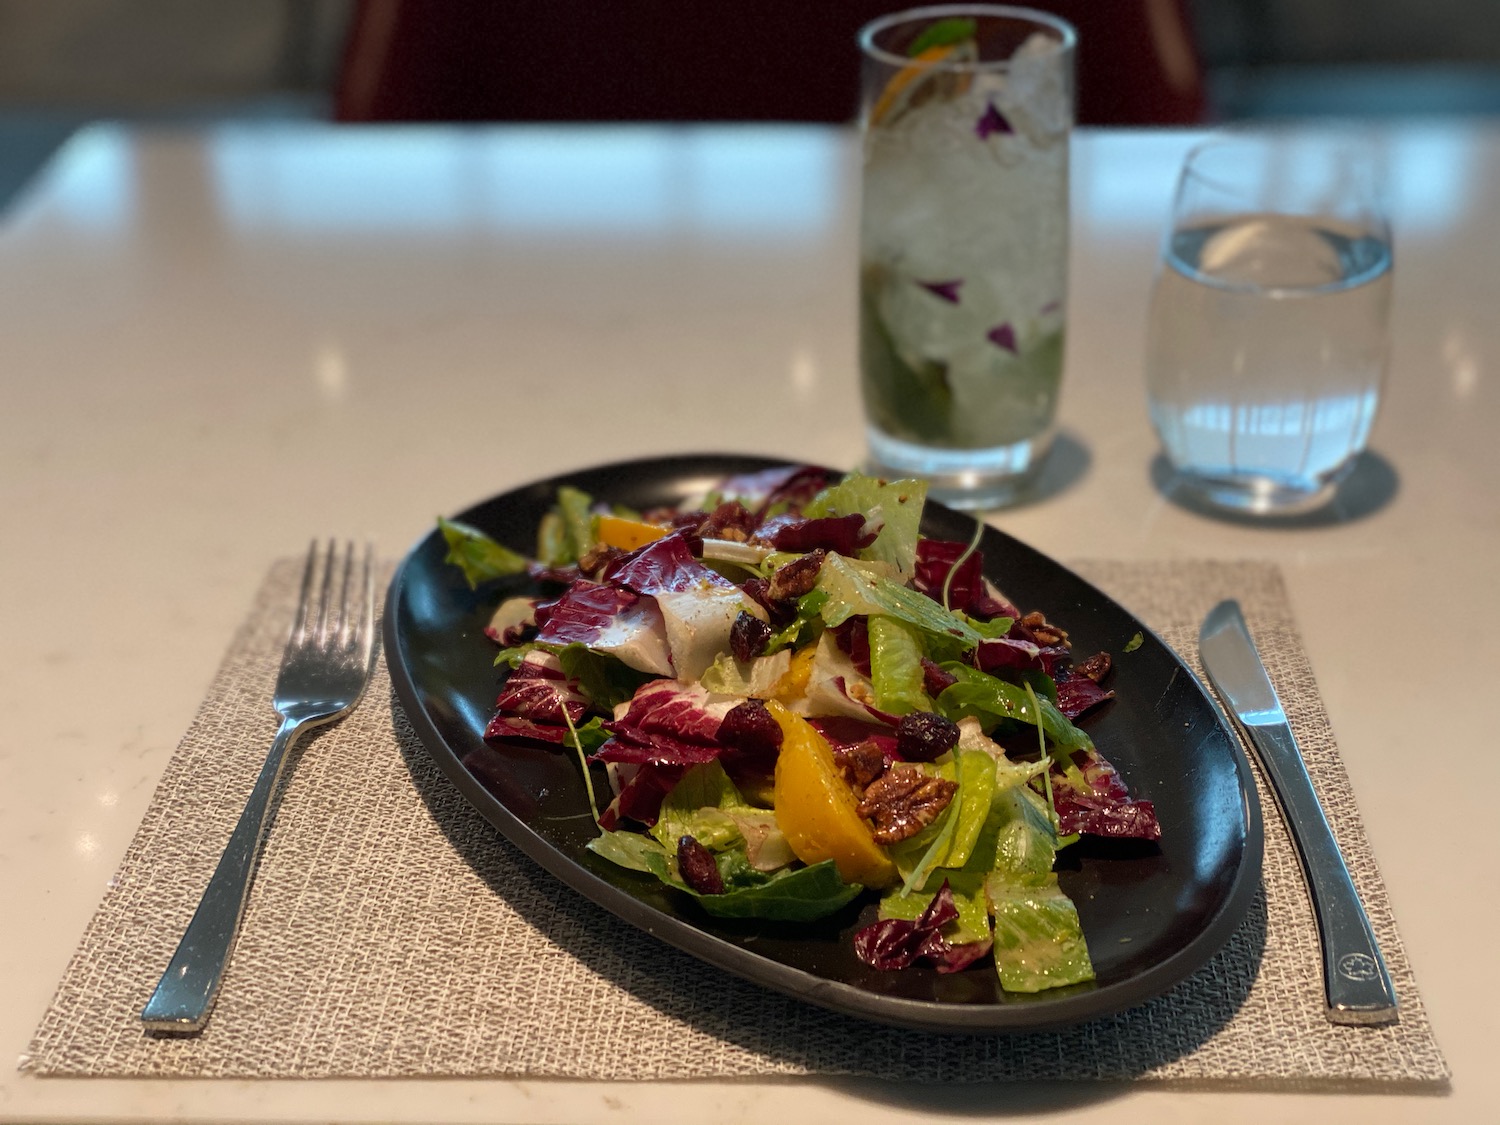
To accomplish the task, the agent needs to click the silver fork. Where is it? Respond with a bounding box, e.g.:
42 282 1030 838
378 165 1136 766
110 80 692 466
141 540 377 1034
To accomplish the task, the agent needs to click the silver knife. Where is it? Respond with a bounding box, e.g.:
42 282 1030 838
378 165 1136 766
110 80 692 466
1199 599 1398 1026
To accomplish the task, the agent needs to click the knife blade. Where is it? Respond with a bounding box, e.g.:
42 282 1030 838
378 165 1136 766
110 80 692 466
1199 599 1398 1026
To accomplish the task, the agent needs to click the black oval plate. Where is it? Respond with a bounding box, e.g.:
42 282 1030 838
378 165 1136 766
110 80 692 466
383 453 1263 1032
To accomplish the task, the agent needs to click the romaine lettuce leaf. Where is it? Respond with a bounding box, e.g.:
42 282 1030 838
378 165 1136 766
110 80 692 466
982 784 1096 991
649 761 748 852
536 485 598 566
590 824 860 922
815 554 984 657
587 828 670 873
438 517 530 588
698 648 792 696
867 615 932 716
986 876 1095 992
805 473 927 579
879 874 990 945
935 664 1094 752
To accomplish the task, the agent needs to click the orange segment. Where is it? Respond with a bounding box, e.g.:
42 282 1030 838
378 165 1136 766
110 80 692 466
771 645 817 704
595 515 671 552
870 44 960 125
768 701 897 888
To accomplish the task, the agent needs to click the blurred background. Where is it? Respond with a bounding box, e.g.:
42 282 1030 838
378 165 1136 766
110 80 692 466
3 0 1499 213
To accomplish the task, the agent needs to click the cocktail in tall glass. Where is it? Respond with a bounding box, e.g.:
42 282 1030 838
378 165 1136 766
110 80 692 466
858 6 1075 509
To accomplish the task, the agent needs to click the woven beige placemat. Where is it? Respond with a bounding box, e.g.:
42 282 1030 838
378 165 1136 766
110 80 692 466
22 558 1447 1085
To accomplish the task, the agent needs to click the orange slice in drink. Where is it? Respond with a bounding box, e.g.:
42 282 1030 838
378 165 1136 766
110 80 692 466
869 41 978 126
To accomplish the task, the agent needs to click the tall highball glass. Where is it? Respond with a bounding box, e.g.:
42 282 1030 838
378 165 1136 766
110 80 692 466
858 5 1075 509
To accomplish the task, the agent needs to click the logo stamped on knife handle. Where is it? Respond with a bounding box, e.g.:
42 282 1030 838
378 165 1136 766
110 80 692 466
1337 952 1379 981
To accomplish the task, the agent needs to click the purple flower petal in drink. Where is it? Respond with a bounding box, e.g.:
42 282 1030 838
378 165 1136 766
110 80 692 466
1040 299 1061 315
916 278 964 304
975 102 1013 140
987 322 1017 353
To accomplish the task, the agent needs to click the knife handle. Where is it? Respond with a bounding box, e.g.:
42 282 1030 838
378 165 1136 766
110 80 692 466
1242 720 1399 1025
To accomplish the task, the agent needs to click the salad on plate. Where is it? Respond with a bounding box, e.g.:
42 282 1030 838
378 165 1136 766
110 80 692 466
438 464 1159 994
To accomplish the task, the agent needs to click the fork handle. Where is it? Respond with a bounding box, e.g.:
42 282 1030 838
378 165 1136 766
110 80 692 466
141 716 305 1033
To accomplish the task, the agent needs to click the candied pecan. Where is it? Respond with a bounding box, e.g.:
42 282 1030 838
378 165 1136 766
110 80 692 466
576 542 624 578
700 499 758 542
730 610 773 663
833 738 887 790
767 549 826 602
1076 651 1112 683
857 765 958 845
1019 610 1069 646
896 711 960 762
677 836 724 894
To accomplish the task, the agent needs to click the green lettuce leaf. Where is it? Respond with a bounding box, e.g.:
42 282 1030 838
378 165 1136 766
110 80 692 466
699 648 792 696
438 517 530 588
805 472 927 578
986 876 1095 992
536 485 597 565
612 836 859 922
815 554 983 657
935 664 1094 752
691 859 861 921
555 644 655 710
982 784 1095 992
765 588 827 654
867 615 932 715
650 762 749 852
944 749 997 869
587 829 671 873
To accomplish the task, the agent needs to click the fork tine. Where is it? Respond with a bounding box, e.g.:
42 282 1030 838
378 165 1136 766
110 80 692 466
315 538 337 644
335 539 354 644
292 540 319 643
353 541 375 653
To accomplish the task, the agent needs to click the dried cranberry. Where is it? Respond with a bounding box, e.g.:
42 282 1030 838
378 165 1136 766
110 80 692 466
896 710 960 762
730 610 773 663
921 658 957 698
717 699 783 761
676 835 724 894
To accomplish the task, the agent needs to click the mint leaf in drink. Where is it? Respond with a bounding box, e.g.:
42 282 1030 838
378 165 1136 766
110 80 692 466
907 17 977 57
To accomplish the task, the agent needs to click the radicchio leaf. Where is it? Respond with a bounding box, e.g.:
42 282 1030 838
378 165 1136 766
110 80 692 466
852 882 991 973
973 636 1043 675
716 464 832 517
484 651 589 744
533 580 673 676
604 533 737 595
805 716 898 764
1051 749 1161 840
755 512 874 556
912 539 1018 621
830 618 872 677
598 762 685 830
1053 673 1115 720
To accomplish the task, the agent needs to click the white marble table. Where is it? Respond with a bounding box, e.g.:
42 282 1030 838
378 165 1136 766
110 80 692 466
2 121 1496 1123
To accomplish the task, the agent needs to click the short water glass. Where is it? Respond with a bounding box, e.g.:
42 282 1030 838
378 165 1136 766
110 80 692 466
1144 133 1392 515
